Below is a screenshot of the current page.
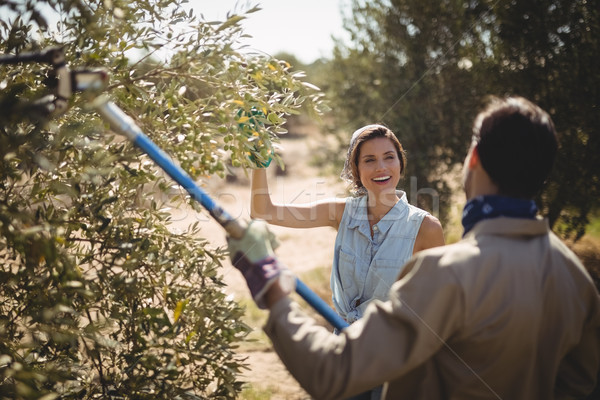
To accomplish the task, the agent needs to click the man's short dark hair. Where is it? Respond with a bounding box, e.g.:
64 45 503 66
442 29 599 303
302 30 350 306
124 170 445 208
473 96 558 198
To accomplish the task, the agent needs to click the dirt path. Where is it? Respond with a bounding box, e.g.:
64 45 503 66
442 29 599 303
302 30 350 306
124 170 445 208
169 122 346 398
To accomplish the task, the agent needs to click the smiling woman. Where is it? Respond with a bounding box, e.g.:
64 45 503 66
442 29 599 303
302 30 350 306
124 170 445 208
192 0 349 64
248 123 445 398
250 123 445 317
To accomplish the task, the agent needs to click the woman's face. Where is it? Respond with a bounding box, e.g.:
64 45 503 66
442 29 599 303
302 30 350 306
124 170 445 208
357 137 401 196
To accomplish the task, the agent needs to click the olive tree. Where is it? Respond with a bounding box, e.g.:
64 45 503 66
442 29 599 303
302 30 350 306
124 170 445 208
327 0 599 237
0 0 325 398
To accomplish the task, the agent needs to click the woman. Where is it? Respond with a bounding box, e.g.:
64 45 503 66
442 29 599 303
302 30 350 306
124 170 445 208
250 124 445 324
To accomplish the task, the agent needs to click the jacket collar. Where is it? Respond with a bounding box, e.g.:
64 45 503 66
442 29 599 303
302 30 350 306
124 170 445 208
464 216 550 239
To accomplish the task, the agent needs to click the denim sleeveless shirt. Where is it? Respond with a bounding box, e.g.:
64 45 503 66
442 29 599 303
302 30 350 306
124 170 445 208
331 191 429 323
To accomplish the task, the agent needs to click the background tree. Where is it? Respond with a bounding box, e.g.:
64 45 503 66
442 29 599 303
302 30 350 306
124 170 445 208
487 0 600 240
326 0 599 238
0 0 325 398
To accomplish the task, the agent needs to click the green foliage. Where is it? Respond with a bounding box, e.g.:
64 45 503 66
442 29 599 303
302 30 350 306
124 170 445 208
0 0 325 398
586 211 600 239
327 0 599 238
239 385 275 400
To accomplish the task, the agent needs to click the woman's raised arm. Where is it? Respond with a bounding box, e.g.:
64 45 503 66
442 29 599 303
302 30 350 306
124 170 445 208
250 168 345 229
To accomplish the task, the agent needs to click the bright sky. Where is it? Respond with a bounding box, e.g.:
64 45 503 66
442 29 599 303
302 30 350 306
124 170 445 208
193 0 350 64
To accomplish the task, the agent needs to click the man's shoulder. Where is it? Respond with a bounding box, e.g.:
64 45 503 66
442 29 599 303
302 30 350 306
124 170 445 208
395 240 479 287
410 238 481 272
547 231 593 279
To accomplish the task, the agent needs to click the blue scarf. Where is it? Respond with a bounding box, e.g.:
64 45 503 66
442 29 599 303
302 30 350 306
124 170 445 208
462 195 538 237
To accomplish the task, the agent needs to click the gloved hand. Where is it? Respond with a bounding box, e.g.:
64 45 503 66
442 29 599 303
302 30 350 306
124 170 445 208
227 219 295 308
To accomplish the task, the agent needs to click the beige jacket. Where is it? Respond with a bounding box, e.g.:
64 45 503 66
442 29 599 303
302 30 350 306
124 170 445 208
264 217 600 399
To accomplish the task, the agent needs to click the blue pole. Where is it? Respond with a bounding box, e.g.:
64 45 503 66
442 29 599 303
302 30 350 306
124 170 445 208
96 101 245 238
96 100 348 331
295 279 348 331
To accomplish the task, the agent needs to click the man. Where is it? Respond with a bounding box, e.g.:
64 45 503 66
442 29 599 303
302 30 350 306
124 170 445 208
228 96 600 399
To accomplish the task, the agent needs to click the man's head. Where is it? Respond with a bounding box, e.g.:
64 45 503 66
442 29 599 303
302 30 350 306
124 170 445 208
463 96 558 200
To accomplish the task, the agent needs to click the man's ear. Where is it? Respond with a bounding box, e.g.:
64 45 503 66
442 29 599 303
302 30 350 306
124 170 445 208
468 145 480 169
